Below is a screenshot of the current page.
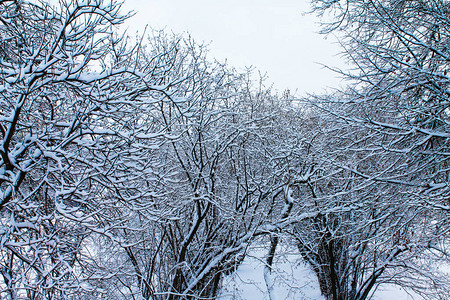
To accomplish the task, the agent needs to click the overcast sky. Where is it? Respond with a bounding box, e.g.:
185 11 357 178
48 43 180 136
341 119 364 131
121 0 345 95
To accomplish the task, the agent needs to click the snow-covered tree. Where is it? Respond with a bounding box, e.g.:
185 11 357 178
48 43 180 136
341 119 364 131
281 99 448 299
0 1 180 298
310 0 450 215
0 0 304 297
104 63 305 299
296 0 450 298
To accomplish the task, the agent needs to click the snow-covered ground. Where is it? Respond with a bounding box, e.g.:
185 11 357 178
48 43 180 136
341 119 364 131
219 246 322 300
218 245 421 300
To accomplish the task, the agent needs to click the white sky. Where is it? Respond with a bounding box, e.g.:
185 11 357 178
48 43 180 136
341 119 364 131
121 0 345 95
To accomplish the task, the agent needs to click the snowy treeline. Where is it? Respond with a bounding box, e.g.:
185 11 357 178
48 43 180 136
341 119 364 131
0 0 448 299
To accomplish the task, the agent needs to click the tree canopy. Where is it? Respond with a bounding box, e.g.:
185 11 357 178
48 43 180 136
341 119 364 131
0 0 448 299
